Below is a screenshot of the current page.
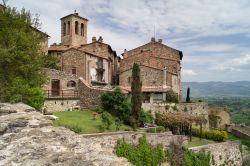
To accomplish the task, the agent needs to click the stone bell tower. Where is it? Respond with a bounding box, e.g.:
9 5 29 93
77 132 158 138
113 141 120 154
60 12 88 47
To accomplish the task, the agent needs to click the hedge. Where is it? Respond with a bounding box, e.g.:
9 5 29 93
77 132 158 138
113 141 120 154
192 127 228 142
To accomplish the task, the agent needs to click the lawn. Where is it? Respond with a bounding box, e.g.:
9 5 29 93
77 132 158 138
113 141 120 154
53 111 131 134
186 136 215 148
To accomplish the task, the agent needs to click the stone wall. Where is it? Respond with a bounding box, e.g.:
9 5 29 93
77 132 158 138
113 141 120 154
189 141 242 166
78 77 114 109
44 99 80 113
60 49 87 80
229 125 250 140
82 131 188 151
142 102 210 128
209 108 231 130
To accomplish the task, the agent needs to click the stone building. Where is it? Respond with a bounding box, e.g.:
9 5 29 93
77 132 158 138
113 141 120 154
43 12 119 111
119 38 183 103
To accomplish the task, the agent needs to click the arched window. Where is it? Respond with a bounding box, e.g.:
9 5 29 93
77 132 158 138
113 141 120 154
63 22 66 36
75 21 78 34
67 21 70 35
67 80 76 87
81 23 84 36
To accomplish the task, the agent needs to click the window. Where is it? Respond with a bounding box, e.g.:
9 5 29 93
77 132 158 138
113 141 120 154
67 21 70 35
63 22 66 36
81 23 84 36
72 67 76 75
67 80 76 87
75 21 78 34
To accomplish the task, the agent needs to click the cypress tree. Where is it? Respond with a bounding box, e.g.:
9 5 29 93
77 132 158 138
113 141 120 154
131 63 142 128
186 87 190 103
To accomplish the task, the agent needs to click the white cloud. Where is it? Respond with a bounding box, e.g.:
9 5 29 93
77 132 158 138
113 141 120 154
6 0 250 81
182 69 197 76
210 54 250 71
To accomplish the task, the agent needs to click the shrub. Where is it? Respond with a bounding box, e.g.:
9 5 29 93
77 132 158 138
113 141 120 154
139 110 154 126
184 107 188 112
115 118 122 131
183 148 210 166
165 105 170 110
165 89 179 103
101 112 113 130
172 105 178 112
101 88 131 124
146 126 166 133
192 127 228 142
93 107 103 114
115 135 166 166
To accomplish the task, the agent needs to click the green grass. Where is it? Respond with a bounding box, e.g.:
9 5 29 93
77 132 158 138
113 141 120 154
186 137 215 148
53 111 131 134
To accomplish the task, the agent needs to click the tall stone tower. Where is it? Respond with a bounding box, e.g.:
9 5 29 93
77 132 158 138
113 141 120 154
60 12 88 47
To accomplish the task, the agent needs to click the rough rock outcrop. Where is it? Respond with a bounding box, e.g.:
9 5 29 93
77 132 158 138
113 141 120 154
0 103 35 116
0 103 131 166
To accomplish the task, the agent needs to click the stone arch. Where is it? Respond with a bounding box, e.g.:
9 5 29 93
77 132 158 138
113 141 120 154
81 23 84 36
67 80 76 88
75 21 78 34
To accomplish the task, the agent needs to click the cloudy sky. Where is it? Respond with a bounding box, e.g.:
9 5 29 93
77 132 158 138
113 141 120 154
7 0 250 82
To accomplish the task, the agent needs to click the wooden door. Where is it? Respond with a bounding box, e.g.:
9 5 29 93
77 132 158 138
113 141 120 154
51 79 60 96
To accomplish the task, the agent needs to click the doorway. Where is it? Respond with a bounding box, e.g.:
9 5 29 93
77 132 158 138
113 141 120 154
51 79 60 96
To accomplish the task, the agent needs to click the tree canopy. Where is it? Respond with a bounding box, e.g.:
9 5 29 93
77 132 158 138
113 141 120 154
0 4 47 109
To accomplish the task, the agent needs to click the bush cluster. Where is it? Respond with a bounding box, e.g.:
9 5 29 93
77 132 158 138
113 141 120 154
192 128 228 142
146 126 167 133
101 88 131 124
165 90 179 103
100 112 113 130
139 110 154 126
183 148 210 166
115 135 166 166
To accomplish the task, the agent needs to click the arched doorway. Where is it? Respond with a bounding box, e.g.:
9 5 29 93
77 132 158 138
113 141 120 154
51 79 60 96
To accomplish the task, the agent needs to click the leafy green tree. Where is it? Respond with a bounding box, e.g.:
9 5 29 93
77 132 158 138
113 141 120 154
101 88 131 124
131 63 142 128
0 3 46 110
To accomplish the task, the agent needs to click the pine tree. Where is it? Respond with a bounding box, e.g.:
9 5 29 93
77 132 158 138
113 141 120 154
131 63 142 128
0 4 46 109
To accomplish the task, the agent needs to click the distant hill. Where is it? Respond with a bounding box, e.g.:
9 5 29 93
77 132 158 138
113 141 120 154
182 81 250 97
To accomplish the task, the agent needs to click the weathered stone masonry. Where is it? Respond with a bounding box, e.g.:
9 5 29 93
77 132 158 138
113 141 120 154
78 78 114 109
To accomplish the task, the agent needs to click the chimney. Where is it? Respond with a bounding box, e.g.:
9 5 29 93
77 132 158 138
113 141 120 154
98 36 103 43
158 39 162 43
92 36 96 42
151 37 155 42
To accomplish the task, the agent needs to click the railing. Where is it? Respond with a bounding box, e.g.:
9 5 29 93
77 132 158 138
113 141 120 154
44 89 79 99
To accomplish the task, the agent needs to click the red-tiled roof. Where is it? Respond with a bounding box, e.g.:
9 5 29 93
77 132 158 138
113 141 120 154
119 86 171 93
